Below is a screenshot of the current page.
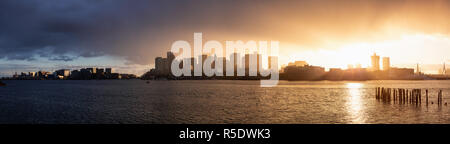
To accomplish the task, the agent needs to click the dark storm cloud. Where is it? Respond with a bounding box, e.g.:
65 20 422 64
0 0 205 64
0 0 200 63
0 0 449 64
48 55 79 62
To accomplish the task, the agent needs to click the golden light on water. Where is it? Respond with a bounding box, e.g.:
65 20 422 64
346 83 367 123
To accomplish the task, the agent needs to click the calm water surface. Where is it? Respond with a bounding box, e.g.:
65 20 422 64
0 80 449 124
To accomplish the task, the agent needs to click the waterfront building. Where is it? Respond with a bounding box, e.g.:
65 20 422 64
268 56 279 71
230 53 240 76
347 64 354 70
56 69 70 77
282 64 325 80
86 67 96 74
80 68 92 79
389 67 415 79
155 57 168 76
371 53 380 71
288 61 308 67
13 72 18 79
382 57 390 71
105 68 114 74
29 72 36 77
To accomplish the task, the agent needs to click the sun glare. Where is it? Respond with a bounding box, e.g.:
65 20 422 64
283 34 450 73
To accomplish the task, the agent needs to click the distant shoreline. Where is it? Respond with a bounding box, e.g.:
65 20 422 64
2 78 450 81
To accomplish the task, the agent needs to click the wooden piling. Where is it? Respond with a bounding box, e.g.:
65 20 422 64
416 89 419 105
373 87 443 107
410 90 413 104
376 87 378 99
406 89 409 104
394 89 396 103
426 89 428 106
402 89 405 104
419 89 422 104
437 90 441 105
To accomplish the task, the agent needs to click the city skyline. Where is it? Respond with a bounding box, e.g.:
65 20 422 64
2 50 449 78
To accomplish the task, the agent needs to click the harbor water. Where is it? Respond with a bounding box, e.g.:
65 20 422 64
0 80 449 124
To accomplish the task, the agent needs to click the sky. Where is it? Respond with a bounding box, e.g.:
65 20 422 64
0 0 449 77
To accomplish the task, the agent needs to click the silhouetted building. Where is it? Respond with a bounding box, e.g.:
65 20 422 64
217 57 226 75
268 56 278 70
347 64 354 69
155 57 168 76
382 57 390 71
282 65 325 80
371 53 380 71
439 62 449 75
389 67 415 79
111 73 120 79
105 68 114 74
28 72 36 78
167 51 175 76
70 70 80 79
87 67 96 74
80 68 92 80
120 74 137 79
288 61 308 67
95 68 105 79
244 53 261 76
416 63 421 74
55 69 70 78
326 68 345 80
230 53 240 76
8 67 135 80
444 62 447 75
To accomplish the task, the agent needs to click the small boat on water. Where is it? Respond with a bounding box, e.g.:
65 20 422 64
0 81 6 86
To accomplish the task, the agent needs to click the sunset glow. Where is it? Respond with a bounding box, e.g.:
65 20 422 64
281 34 450 73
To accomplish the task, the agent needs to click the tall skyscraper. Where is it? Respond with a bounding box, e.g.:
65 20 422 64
191 57 196 71
243 53 261 76
87 67 96 74
268 56 278 70
155 57 164 71
155 57 168 75
444 62 446 75
416 63 420 74
167 51 175 75
230 53 240 76
371 53 380 71
199 54 208 66
105 68 114 74
347 64 354 70
382 57 390 71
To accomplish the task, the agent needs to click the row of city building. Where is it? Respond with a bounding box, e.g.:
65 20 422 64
142 52 432 80
141 51 278 80
7 68 137 80
280 53 427 80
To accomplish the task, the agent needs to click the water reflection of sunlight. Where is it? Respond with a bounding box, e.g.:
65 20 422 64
346 83 366 123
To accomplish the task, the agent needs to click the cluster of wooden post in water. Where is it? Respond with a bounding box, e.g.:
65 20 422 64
375 87 447 106
438 90 443 105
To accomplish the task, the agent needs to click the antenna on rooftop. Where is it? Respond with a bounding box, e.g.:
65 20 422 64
416 63 420 74
444 62 446 75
